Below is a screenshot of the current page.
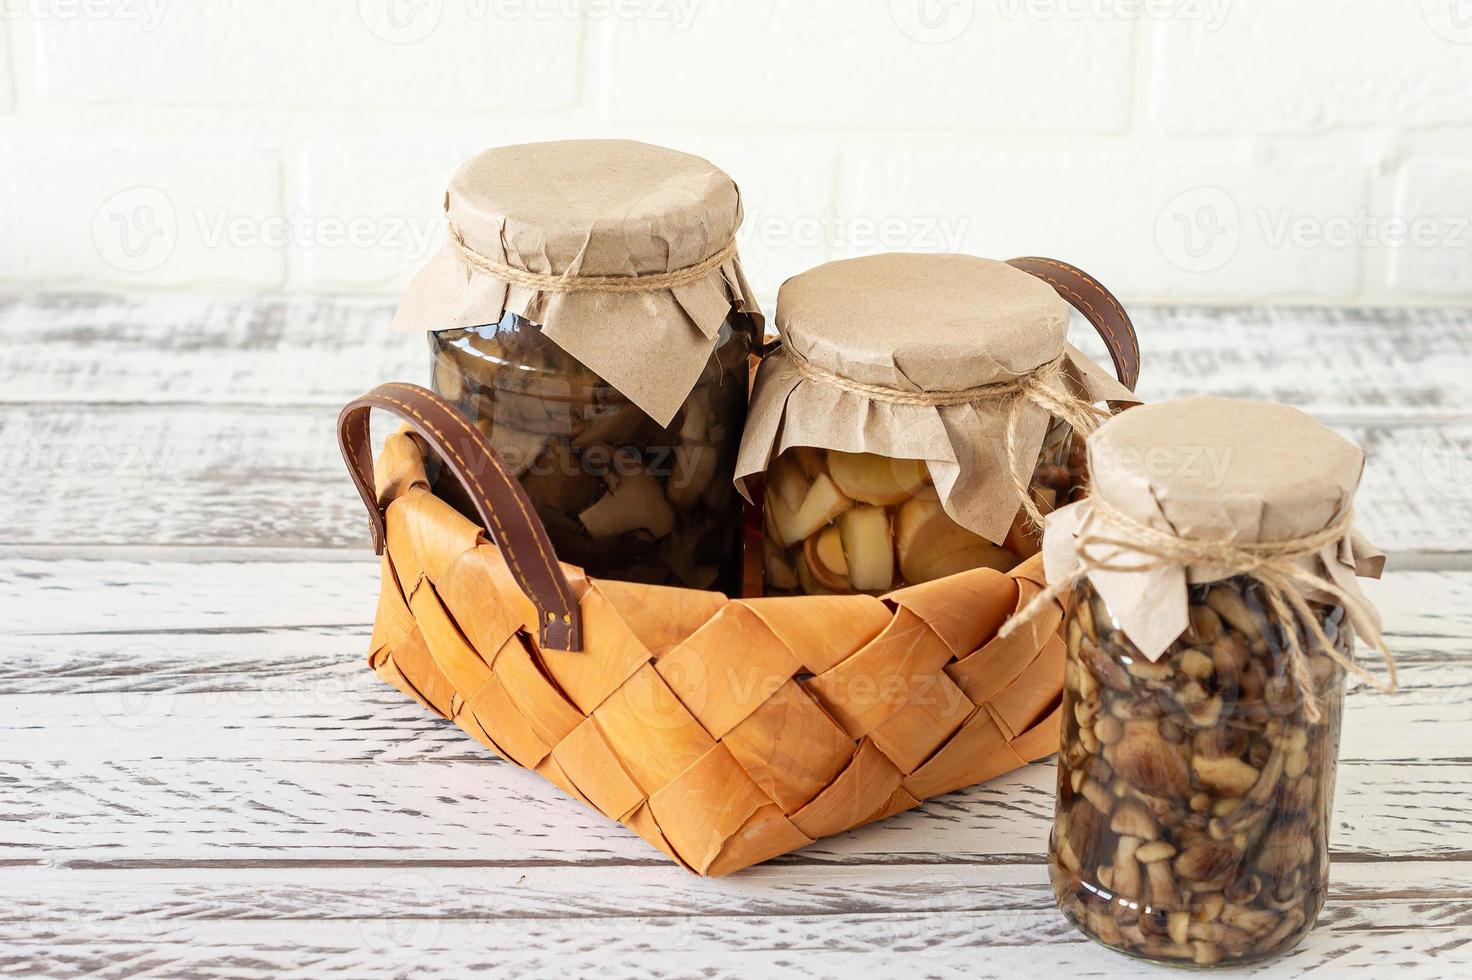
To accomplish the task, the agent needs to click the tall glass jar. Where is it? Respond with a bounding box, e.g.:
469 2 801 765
431 311 752 594
761 418 1085 595
1050 576 1347 967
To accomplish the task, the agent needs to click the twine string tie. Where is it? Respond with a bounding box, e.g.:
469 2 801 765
999 493 1398 722
448 222 738 295
787 349 1111 532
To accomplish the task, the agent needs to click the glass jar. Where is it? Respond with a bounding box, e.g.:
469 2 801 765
431 311 752 594
761 418 1086 595
1050 576 1347 967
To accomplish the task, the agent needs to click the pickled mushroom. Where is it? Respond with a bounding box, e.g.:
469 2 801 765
579 471 676 539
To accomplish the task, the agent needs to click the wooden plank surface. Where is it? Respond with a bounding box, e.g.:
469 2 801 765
3 291 1471 978
4 293 1469 419
1 403 1467 556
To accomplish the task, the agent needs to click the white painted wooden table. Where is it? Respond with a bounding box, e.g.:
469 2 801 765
3 294 1470 978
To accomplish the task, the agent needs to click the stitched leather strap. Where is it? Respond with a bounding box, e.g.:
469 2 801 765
338 382 583 652
1007 256 1141 390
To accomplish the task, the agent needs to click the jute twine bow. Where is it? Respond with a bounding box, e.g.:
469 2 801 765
787 349 1112 532
1000 492 1399 722
449 223 739 295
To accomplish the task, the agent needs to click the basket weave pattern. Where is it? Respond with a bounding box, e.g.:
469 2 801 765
364 426 1067 876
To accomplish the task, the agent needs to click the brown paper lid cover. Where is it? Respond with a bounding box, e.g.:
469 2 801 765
391 140 763 426
1043 396 1385 660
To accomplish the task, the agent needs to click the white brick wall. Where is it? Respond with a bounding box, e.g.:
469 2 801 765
2 0 1471 305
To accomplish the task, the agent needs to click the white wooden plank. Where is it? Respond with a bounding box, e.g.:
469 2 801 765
0 291 418 408
7 630 1464 704
0 755 1464 866
1 557 379 634
1 404 1468 553
4 627 363 696
2 862 1466 931
1 912 1467 979
5 665 1465 765
4 559 1463 641
5 292 1470 419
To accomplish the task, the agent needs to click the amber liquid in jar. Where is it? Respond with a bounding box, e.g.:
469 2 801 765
430 311 751 594
1051 577 1347 967
761 419 1085 595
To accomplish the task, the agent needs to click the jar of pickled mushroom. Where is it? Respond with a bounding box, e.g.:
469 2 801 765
735 253 1140 596
1038 397 1396 966
392 140 762 594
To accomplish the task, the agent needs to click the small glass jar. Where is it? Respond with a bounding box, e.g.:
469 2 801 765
431 311 752 594
1050 576 1347 967
762 418 1085 595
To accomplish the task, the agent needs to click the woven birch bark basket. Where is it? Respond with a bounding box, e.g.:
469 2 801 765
336 263 1140 876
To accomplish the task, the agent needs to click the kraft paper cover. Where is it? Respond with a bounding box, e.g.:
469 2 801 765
1042 396 1386 662
392 140 764 426
735 253 1137 545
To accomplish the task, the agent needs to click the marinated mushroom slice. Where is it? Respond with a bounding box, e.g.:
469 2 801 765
764 537 799 592
667 443 719 507
579 470 676 539
1002 487 1057 559
895 496 1017 584
804 526 852 592
764 455 813 547
826 451 929 506
570 401 652 450
520 442 605 517
484 420 551 478
838 506 894 591
772 472 852 548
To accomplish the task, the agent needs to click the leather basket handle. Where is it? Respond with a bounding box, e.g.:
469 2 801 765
1007 256 1141 390
338 382 583 652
